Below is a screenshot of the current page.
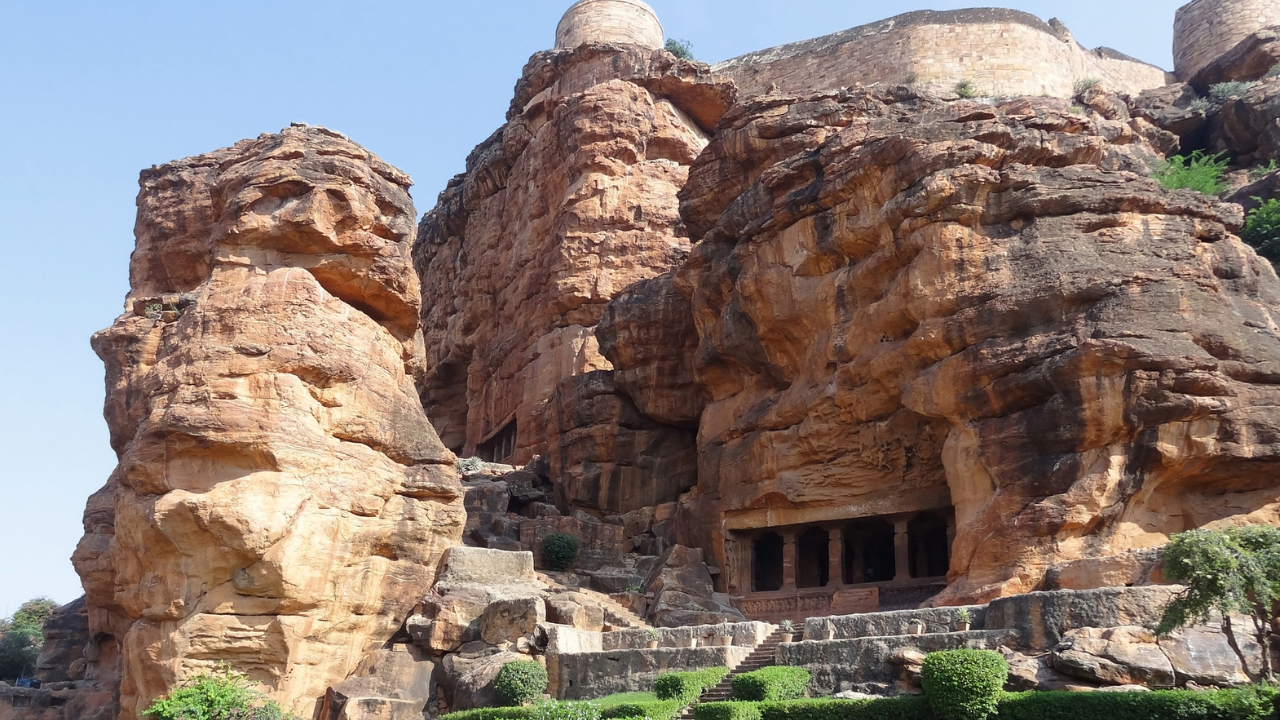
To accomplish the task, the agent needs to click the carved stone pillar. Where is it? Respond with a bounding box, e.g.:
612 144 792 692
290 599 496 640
894 519 911 582
852 539 866 584
827 527 844 587
782 533 798 590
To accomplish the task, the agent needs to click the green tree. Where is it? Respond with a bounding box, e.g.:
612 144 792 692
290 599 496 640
1156 526 1280 681
665 39 694 61
143 663 294 720
0 597 57 682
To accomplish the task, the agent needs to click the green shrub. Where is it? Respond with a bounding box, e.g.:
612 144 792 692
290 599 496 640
731 667 810 702
542 533 581 571
457 456 485 473
760 698 872 720
0 598 57 682
655 667 729 704
994 686 1279 720
495 660 549 707
1242 197 1280 264
1073 78 1100 96
601 700 683 720
1268 64 1280 79
1153 150 1229 195
534 701 603 720
1209 81 1257 102
920 649 1007 720
954 79 977 98
598 693 658 707
443 708 537 720
694 702 762 720
860 697 934 720
142 663 295 719
665 39 694 61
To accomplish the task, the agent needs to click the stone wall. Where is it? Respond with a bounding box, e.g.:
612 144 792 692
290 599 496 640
548 646 752 699
1174 0 1280 80
713 9 1168 100
555 0 663 50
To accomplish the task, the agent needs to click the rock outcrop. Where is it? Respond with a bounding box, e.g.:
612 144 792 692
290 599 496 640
73 125 465 719
413 43 733 515
605 85 1280 602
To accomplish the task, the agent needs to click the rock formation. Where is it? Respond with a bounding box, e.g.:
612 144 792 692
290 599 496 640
413 42 733 516
636 84 1280 603
72 125 465 719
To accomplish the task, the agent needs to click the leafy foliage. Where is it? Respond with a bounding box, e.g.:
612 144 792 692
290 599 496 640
655 667 729 704
1241 197 1280 264
694 702 763 720
1153 150 1228 195
920 649 1007 720
0 598 57 682
1157 526 1280 679
600 699 683 720
533 700 603 720
995 686 1279 720
953 79 977 98
142 664 295 720
664 39 694 60
542 533 581 571
730 667 810 702
457 456 485 473
495 660 549 707
443 708 538 720
1209 81 1257 102
1073 78 1100 96
758 699 873 720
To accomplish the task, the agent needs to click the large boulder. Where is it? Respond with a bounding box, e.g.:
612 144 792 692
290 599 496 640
480 597 547 645
440 648 527 711
1052 627 1176 688
72 125 466 719
317 646 435 720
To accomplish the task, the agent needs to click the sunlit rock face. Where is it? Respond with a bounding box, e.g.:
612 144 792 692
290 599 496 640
654 87 1280 603
74 125 465 719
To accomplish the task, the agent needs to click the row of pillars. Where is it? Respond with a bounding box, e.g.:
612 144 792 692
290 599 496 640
771 515 954 592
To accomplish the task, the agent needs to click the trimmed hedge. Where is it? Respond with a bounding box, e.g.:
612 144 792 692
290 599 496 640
920 650 1007 720
601 700 684 720
443 708 536 720
655 667 730 704
495 660 549 706
995 687 1280 720
542 534 581 571
731 667 811 702
694 702 763 720
758 699 873 720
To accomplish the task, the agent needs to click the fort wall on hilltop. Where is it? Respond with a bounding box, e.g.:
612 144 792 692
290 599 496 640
556 0 663 51
1174 0 1280 80
712 9 1169 100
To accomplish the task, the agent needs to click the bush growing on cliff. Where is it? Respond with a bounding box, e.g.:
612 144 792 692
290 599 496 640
457 456 485 473
1073 77 1100 96
953 79 977 98
143 663 294 720
665 39 694 60
1241 197 1280 264
920 649 1007 720
1156 526 1280 681
542 533 581 571
1208 81 1257 102
1153 150 1228 195
495 660 549 706
0 597 57 682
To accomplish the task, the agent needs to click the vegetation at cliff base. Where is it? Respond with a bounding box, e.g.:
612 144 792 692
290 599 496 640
0 597 57 682
1157 525 1280 681
1153 150 1228 195
1241 198 1280 264
920 649 1007 720
953 79 977 98
665 38 694 60
143 663 295 719
542 533 581 571
496 660 549 706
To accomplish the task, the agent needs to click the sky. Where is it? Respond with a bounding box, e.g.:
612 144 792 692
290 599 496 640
0 0 1185 618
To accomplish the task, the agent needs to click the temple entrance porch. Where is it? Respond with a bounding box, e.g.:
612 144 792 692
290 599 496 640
731 508 955 622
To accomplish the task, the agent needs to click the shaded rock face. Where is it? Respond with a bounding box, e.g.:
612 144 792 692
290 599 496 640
650 85 1280 603
73 125 466 719
413 43 732 514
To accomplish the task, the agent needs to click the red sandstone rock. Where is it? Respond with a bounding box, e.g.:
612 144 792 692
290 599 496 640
72 125 465 719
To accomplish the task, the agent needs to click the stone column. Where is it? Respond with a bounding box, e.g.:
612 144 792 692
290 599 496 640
827 527 844 587
851 539 866 584
894 519 911 582
782 533 798 590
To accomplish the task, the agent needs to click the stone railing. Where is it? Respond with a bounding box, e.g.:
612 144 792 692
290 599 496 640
733 586 878 624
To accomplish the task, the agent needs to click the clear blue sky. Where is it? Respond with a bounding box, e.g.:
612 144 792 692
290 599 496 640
0 0 1183 617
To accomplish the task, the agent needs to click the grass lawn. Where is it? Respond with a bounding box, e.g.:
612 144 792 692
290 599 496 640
596 692 659 707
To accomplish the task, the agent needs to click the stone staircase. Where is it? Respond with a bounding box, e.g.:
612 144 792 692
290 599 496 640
695 629 785 705
538 572 651 629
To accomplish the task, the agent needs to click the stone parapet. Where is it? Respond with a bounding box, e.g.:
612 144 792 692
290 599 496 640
1175 0 1280 80
555 0 663 50
548 646 753 699
805 604 989 639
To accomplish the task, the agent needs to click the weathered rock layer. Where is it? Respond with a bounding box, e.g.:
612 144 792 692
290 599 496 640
73 125 465 719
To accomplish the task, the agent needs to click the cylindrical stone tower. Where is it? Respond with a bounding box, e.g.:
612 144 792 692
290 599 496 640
1174 0 1280 80
555 0 664 50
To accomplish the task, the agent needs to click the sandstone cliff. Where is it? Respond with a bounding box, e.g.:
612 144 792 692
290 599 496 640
413 44 733 515
599 86 1280 603
73 125 465 719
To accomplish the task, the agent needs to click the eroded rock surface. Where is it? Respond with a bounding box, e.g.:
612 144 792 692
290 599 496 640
649 85 1280 603
73 125 465 719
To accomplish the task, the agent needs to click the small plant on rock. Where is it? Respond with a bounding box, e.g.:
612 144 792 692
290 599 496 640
1073 77 1100 96
1153 150 1229 195
665 38 694 61
1268 63 1280 78
777 619 795 633
457 456 485 474
143 663 295 720
1251 159 1280 180
955 608 972 624
542 533 581 571
1242 197 1280 265
1209 80 1257 102
920 649 1007 720
953 79 977 98
495 660 549 707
